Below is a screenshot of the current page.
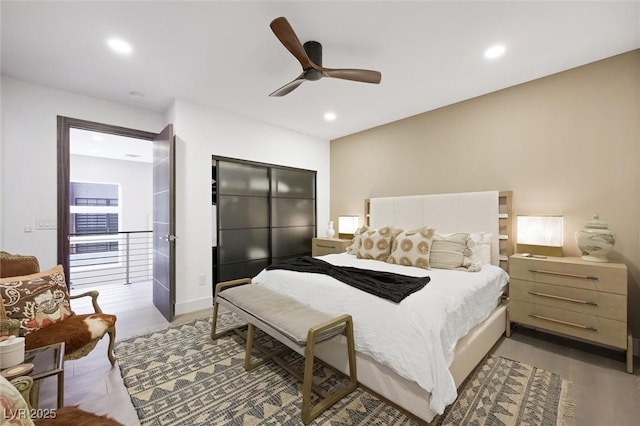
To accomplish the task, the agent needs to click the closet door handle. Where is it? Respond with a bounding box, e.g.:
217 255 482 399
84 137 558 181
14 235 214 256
528 314 597 332
528 269 598 280
527 291 598 306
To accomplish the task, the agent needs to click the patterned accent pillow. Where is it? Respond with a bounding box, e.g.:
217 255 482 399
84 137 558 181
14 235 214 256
346 225 369 254
430 233 477 270
0 265 72 336
386 227 435 269
356 226 401 261
0 375 35 426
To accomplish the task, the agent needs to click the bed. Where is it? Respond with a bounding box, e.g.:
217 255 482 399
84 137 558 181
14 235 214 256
251 190 513 423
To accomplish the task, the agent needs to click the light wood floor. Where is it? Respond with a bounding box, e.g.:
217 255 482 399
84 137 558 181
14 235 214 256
34 284 640 425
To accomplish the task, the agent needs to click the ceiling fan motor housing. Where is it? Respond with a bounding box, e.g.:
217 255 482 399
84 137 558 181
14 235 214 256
303 41 322 81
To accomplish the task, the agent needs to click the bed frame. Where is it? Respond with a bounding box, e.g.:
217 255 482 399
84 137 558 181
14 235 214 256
313 190 514 423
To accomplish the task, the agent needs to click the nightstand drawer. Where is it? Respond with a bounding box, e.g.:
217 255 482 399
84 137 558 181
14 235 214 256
509 257 627 295
509 278 626 321
509 300 627 349
312 238 350 256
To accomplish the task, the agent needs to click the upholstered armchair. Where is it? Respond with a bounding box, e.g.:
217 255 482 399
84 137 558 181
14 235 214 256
0 251 116 365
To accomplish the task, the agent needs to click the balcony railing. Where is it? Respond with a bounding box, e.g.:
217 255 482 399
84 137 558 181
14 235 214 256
69 230 153 287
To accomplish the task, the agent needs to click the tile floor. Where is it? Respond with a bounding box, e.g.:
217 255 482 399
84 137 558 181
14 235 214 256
33 282 640 425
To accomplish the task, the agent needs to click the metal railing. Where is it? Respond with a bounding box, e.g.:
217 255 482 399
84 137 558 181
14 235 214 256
69 230 153 287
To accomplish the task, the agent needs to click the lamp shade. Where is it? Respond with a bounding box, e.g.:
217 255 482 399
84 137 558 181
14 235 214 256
517 215 563 256
338 215 359 236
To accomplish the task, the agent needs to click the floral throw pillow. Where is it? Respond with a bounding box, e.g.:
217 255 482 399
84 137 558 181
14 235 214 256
387 227 435 269
0 265 72 335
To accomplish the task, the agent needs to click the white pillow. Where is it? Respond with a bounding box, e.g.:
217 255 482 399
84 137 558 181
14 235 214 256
468 232 493 265
430 233 473 270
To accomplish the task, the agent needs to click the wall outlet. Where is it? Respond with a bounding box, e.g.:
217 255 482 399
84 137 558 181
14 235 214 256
198 274 207 286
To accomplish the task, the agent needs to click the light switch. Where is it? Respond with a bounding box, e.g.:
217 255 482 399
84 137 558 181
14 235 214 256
36 218 56 229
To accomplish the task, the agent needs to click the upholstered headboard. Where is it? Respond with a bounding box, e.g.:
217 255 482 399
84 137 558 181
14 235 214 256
369 191 506 266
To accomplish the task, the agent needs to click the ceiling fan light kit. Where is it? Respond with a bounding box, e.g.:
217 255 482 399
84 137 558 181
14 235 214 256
269 17 382 97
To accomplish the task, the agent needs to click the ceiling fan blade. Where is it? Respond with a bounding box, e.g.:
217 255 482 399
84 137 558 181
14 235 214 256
269 74 306 97
270 17 317 70
321 67 382 84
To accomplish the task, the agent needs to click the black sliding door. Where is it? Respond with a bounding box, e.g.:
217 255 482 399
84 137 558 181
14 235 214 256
271 168 315 263
213 157 316 288
216 161 270 282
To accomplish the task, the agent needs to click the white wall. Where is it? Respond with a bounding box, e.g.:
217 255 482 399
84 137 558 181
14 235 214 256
1 77 165 268
171 99 330 314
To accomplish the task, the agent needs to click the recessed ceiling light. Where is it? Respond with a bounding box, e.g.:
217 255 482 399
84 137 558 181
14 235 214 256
108 38 132 55
324 112 337 122
129 91 144 98
484 44 506 59
92 135 104 141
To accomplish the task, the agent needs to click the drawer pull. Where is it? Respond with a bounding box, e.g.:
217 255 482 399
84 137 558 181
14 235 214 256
527 291 598 306
528 269 598 281
316 244 337 249
528 314 597 332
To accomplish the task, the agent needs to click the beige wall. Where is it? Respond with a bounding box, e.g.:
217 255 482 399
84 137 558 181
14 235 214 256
331 50 640 333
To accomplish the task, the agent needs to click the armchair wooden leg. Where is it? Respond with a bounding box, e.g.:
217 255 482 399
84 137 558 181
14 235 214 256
107 325 116 365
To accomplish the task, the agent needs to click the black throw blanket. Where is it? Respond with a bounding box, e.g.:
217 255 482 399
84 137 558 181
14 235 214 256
265 256 430 303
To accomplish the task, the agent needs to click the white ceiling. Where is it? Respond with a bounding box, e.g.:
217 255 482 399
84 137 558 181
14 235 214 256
2 1 639 141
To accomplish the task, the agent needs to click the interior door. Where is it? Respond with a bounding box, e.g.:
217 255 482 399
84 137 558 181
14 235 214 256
152 124 175 321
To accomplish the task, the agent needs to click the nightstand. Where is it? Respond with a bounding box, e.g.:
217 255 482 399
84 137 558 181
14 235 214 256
311 238 351 256
508 254 632 373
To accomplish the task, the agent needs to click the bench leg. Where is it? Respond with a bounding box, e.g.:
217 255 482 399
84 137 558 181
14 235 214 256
211 278 252 340
301 338 316 424
243 323 290 371
301 315 358 425
245 323 255 371
210 299 221 339
345 316 358 391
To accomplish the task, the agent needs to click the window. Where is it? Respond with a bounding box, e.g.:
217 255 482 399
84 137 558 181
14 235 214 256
74 198 119 235
69 183 119 256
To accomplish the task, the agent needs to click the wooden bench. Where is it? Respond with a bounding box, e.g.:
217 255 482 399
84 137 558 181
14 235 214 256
211 278 357 424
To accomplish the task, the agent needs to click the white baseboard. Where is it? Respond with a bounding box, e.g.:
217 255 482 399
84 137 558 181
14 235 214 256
175 296 213 316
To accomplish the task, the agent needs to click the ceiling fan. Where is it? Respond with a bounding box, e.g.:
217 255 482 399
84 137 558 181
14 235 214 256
269 17 382 97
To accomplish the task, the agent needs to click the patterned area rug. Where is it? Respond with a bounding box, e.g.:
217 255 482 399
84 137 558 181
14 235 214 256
115 311 570 425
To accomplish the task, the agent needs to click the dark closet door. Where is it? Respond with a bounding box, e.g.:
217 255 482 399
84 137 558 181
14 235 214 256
216 161 270 282
271 168 316 264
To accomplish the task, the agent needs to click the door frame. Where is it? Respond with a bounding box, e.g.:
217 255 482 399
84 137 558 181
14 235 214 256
56 116 157 281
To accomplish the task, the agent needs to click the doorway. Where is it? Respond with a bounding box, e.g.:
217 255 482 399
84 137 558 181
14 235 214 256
57 117 175 322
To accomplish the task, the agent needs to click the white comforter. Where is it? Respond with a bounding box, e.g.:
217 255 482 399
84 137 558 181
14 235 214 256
252 253 508 414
